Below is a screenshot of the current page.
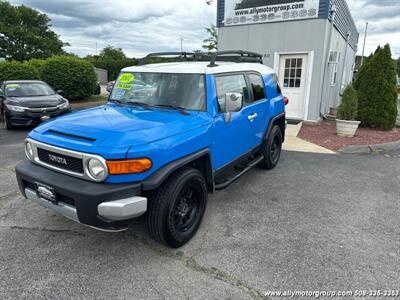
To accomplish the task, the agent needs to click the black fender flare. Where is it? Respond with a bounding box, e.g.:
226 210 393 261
264 112 285 142
141 148 212 191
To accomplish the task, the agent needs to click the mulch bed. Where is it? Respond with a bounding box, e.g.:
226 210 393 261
298 120 400 151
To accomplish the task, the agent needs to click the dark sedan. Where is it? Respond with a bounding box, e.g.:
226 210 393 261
0 80 71 130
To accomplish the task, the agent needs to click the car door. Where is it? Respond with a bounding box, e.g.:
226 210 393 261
212 72 266 169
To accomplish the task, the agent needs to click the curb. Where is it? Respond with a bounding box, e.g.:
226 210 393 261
338 140 400 154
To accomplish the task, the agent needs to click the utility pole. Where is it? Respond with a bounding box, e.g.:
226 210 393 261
180 38 184 53
360 22 368 67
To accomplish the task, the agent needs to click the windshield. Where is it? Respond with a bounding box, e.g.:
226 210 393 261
110 72 205 111
5 82 55 97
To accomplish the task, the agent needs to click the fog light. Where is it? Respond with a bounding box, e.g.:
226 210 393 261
25 141 34 160
87 158 107 180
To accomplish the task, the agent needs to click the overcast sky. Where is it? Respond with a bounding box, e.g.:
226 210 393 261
9 0 400 58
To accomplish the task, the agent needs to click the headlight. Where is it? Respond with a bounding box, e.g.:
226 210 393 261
6 104 25 112
58 101 69 110
25 140 34 160
87 158 107 180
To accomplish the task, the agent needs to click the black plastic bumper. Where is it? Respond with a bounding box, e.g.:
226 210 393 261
6 109 70 127
16 160 142 229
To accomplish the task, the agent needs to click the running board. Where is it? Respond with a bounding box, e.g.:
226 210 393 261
215 156 263 190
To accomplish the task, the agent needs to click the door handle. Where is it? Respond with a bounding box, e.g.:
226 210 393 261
248 113 258 122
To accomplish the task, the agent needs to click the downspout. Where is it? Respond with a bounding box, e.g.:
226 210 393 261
318 1 337 118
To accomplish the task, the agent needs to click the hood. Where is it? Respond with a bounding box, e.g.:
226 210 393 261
32 103 211 153
7 95 64 108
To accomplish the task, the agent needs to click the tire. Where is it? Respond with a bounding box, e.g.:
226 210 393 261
3 112 13 130
259 125 283 170
145 167 208 248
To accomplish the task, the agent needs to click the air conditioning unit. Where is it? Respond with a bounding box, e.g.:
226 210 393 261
329 51 340 64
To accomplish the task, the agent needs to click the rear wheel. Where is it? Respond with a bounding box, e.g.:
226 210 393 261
145 167 207 248
259 125 282 170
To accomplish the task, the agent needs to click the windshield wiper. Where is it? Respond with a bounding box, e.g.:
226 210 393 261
109 99 123 104
126 101 153 109
153 104 190 115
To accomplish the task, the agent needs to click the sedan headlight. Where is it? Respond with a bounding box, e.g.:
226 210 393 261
87 158 107 181
25 140 34 161
6 104 26 112
58 101 69 110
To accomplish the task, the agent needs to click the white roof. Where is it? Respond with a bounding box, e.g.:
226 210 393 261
122 61 275 75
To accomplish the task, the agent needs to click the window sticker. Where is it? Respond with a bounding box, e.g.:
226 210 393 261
119 73 135 83
116 83 133 90
6 84 19 91
114 89 126 100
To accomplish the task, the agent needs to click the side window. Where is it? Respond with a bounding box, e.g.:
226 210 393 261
215 74 249 112
273 74 282 94
248 73 265 101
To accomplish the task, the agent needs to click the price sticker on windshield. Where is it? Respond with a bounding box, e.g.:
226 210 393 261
116 73 135 90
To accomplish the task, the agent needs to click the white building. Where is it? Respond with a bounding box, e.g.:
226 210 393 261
217 0 359 121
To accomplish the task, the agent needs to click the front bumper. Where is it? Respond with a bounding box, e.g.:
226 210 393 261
16 160 146 230
6 108 70 127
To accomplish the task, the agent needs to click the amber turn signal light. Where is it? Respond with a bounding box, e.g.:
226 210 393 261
106 158 152 175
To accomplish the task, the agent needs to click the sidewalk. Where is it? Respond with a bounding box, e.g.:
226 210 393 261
283 123 336 154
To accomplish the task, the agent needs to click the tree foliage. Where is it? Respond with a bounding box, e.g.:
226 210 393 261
85 46 137 81
354 44 398 130
0 61 40 81
202 25 218 51
41 56 97 100
0 1 68 61
337 84 358 121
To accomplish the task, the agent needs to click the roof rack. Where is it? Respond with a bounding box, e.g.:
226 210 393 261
137 50 263 67
207 50 263 67
138 52 209 66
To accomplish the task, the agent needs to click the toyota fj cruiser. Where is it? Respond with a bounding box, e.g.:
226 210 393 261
16 51 287 248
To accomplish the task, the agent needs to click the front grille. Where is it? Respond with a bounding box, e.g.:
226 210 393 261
37 148 84 174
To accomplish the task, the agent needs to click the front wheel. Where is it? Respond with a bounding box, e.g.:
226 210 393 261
3 112 13 130
145 167 208 248
259 125 283 170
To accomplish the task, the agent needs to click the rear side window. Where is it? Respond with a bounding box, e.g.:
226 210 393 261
215 74 249 111
273 74 282 94
248 73 265 101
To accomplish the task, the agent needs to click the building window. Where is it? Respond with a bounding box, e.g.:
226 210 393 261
331 62 338 86
283 58 302 88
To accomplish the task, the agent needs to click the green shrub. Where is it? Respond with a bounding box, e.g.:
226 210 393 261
26 59 47 78
337 84 358 121
354 44 398 130
0 61 40 81
41 56 97 100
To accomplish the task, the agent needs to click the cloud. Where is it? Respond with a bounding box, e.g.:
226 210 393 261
347 0 400 57
10 0 217 57
8 0 400 58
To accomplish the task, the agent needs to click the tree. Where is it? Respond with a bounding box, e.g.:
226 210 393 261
85 46 137 81
0 1 68 61
337 84 358 121
202 25 218 51
397 57 400 77
354 44 398 130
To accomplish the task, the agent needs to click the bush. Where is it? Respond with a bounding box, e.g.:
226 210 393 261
0 61 40 81
41 56 97 100
337 84 358 121
354 44 398 130
25 58 47 78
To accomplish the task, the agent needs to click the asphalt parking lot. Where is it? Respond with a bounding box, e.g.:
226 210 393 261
0 124 399 300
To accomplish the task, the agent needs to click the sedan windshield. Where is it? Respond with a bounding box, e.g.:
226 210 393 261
5 82 55 97
110 72 205 111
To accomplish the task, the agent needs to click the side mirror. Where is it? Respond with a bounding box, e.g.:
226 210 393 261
56 90 64 95
225 93 242 112
223 93 243 123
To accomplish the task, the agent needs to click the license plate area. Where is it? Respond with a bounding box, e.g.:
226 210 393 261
35 182 58 204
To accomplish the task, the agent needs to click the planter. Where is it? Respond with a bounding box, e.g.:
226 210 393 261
336 119 361 138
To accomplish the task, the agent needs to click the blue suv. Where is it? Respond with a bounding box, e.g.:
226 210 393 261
16 51 286 247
